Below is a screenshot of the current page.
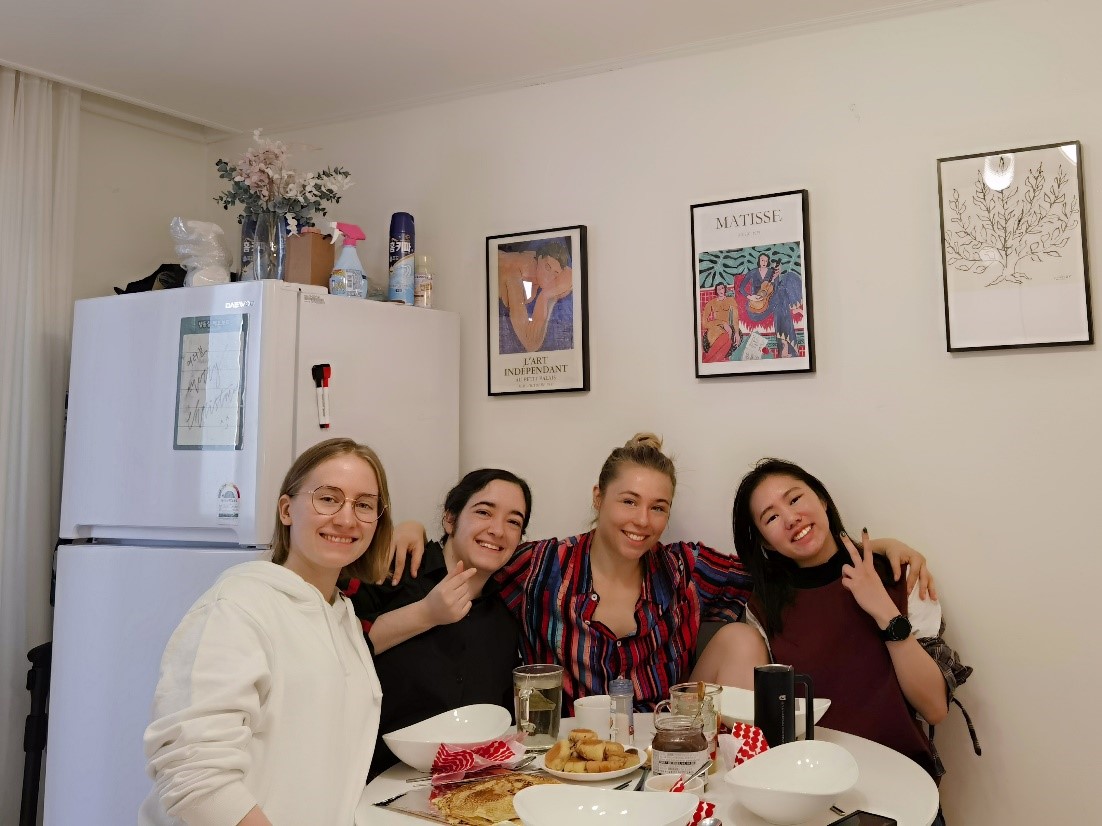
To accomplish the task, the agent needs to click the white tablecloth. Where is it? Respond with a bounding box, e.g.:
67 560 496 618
357 714 939 826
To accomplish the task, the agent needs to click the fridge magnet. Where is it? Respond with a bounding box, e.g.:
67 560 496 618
690 190 814 377
486 225 590 396
938 140 1092 351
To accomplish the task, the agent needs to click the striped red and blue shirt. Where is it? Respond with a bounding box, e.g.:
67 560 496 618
495 530 752 714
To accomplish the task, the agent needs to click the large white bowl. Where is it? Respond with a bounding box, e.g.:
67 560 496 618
381 703 512 771
719 685 831 738
724 740 859 825
514 785 699 826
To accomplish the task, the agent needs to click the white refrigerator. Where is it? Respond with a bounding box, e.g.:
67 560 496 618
43 280 459 825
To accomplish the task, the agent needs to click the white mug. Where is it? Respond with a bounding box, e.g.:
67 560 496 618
572 694 612 740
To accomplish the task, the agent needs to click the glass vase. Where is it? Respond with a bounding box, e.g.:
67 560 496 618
240 212 287 280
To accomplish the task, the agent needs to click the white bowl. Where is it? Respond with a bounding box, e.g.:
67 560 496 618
644 772 705 795
381 703 512 771
514 785 699 826
719 685 831 738
724 740 859 825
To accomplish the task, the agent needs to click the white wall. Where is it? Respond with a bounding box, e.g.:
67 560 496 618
207 1 1097 821
75 108 208 300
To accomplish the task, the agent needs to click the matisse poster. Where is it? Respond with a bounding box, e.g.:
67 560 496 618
690 190 814 377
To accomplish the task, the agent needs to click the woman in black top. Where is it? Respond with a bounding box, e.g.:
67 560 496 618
345 468 532 777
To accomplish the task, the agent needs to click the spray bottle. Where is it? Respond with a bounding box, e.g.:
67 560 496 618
329 223 367 298
388 212 415 304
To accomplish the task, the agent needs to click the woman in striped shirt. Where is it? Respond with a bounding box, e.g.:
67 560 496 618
391 433 930 712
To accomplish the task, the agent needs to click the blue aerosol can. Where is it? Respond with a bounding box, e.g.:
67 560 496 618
388 212 415 304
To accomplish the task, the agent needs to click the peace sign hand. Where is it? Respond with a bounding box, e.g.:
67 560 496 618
840 529 905 629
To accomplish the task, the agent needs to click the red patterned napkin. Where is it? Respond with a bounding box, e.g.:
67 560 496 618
686 800 716 825
429 735 526 783
717 721 770 769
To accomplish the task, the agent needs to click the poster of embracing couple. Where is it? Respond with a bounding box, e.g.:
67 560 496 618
486 225 590 396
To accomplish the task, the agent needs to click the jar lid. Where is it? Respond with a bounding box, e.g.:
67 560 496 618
609 678 632 696
654 714 703 731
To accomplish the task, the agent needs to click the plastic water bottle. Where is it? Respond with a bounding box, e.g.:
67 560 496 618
413 253 434 308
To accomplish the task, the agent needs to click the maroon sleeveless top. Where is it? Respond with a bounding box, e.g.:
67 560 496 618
749 551 938 779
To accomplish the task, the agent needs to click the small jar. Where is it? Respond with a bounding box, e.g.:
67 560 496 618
609 677 634 745
650 701 709 777
670 681 721 773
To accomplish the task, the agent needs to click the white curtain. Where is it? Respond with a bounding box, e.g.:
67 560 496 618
0 67 80 823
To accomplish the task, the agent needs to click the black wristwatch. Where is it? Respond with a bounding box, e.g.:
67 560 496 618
879 614 912 642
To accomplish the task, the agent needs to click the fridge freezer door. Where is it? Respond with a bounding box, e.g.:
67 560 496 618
59 281 307 545
293 297 460 531
43 544 260 826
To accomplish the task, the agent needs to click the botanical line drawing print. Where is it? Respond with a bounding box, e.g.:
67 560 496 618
943 160 1080 287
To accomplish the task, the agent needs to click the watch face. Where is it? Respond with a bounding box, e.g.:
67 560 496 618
884 615 911 641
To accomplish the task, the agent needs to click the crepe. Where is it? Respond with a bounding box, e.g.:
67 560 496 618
432 771 559 826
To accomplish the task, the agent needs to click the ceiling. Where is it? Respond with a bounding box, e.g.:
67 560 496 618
0 0 981 139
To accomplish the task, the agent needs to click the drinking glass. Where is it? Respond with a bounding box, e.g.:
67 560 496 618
513 664 563 752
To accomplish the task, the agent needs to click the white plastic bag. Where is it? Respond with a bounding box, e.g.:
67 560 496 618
169 218 231 286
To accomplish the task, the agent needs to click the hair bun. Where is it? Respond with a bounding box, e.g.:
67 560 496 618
626 432 663 451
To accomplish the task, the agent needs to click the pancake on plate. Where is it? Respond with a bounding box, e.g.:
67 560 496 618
432 771 560 826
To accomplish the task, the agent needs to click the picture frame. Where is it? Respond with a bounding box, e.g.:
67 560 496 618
937 140 1092 351
486 225 589 396
690 190 814 377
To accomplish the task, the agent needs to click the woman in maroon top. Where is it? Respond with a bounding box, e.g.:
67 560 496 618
728 459 972 808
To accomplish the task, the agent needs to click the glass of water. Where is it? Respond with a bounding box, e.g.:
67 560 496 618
513 664 563 752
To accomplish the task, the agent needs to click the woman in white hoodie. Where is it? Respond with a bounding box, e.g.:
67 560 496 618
141 438 392 826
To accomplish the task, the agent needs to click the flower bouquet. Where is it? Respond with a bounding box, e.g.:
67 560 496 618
215 130 353 279
215 129 352 233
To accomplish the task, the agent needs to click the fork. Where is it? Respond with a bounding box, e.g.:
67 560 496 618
404 752 539 783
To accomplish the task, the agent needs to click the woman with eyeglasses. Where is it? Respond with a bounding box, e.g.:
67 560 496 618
344 468 532 778
141 438 393 826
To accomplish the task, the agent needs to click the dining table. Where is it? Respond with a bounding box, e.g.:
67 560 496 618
356 713 939 826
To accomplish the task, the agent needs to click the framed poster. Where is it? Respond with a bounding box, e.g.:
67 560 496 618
938 140 1092 351
690 190 814 377
486 225 589 396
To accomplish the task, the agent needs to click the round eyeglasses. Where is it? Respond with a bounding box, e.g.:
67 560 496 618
300 485 386 524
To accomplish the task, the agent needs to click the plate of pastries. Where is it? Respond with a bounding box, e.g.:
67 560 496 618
536 728 643 782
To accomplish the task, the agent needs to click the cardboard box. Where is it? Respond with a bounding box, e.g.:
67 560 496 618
285 232 335 288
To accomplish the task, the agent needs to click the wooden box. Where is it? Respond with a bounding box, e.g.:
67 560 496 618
285 232 335 288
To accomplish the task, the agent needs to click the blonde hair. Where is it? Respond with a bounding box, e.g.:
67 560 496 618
271 438 393 583
596 432 677 496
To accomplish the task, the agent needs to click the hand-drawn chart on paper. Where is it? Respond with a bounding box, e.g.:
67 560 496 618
174 314 248 450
